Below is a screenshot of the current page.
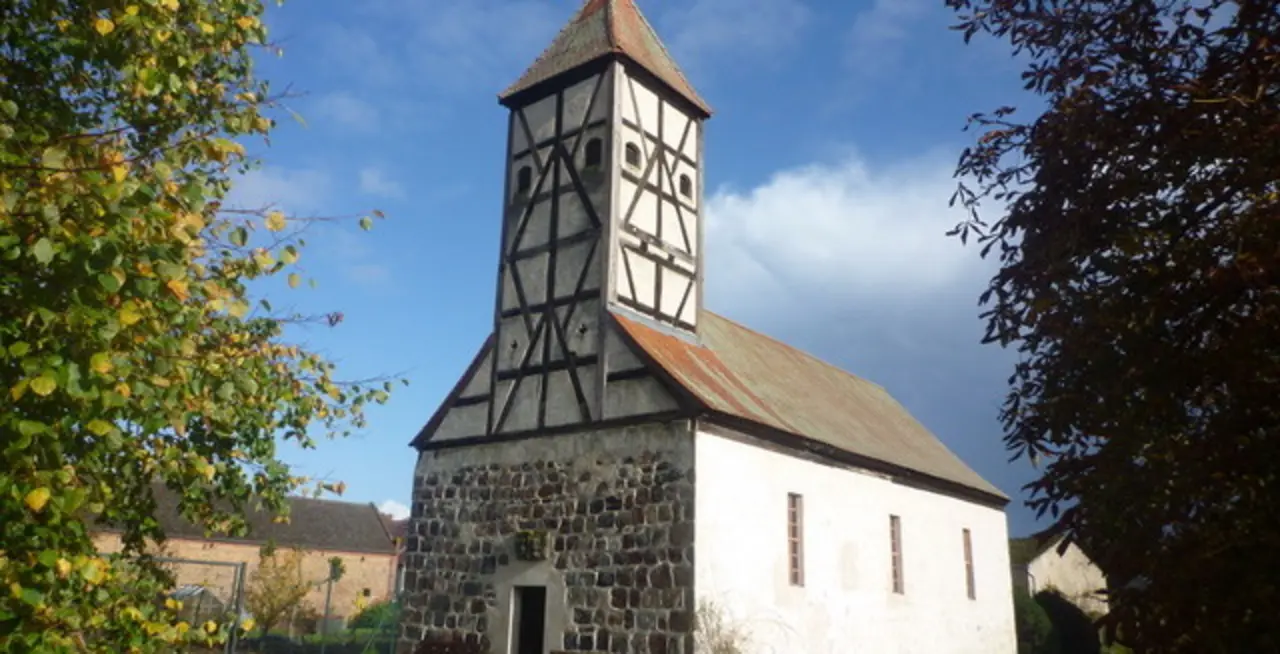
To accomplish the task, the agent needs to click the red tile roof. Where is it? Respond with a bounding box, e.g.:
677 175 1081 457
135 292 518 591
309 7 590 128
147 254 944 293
613 311 1008 502
500 0 712 116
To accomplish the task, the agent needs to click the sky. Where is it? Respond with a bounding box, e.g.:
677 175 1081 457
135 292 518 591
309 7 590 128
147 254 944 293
234 0 1044 535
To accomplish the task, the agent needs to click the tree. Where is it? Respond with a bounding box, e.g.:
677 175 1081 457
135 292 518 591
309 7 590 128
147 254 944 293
1015 590 1059 654
244 548 312 638
946 1 1280 651
0 1 396 651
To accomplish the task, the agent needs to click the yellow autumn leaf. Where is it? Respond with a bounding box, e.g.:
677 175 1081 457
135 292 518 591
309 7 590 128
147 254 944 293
115 382 132 398
111 164 128 183
87 420 114 436
240 618 256 632
24 488 51 513
125 5 139 16
90 352 112 374
235 16 257 30
288 273 301 289
265 211 287 232
166 279 189 301
228 300 249 318
81 559 105 585
29 375 56 397
55 558 71 579
198 22 214 34
94 17 114 35
119 303 142 326
203 620 218 634
201 464 216 482
161 0 178 10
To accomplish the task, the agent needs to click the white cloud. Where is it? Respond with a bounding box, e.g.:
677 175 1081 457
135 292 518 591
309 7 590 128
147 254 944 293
662 0 811 67
225 167 331 216
378 500 410 520
358 166 405 200
705 148 984 317
846 0 931 75
313 92 380 132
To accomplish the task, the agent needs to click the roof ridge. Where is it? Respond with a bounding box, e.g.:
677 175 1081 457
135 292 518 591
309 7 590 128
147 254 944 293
703 310 888 394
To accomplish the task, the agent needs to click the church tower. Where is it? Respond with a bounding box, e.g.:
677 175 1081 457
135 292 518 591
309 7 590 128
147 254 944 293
483 0 711 436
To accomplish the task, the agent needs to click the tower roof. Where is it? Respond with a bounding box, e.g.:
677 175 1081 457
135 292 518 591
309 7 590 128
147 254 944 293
499 0 712 116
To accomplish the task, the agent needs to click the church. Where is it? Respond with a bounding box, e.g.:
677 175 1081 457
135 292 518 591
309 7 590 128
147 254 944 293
399 1 1018 652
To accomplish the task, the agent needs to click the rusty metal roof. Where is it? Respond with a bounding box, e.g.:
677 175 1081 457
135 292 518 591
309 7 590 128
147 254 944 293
499 0 712 116
613 310 1007 502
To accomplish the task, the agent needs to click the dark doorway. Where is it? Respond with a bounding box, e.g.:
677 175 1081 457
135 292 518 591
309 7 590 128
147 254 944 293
513 586 546 654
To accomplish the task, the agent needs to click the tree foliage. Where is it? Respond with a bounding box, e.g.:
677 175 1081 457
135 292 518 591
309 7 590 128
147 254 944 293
0 0 396 650
946 0 1280 651
244 548 312 638
1015 590 1059 654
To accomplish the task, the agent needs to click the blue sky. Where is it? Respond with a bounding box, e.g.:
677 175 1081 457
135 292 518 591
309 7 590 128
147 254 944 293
235 0 1043 535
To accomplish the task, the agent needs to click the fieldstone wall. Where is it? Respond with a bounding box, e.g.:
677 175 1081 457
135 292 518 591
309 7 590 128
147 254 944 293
399 421 696 654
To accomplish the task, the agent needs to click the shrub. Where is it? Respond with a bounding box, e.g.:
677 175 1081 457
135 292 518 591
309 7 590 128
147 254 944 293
348 600 401 631
1015 590 1059 654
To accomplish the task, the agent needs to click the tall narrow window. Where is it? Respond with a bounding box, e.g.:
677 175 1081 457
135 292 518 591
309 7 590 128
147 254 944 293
963 528 976 600
513 586 546 654
624 142 641 168
787 493 804 586
890 515 904 594
679 174 693 198
584 138 603 169
515 165 532 195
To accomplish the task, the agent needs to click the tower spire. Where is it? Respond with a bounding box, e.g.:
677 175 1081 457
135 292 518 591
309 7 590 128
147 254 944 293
500 0 711 117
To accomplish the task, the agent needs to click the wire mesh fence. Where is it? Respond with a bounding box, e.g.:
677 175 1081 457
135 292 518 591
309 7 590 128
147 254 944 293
144 555 400 653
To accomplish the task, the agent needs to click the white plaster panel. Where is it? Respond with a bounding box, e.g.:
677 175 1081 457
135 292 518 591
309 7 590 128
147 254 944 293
523 95 557 145
459 348 493 398
514 198 552 252
432 402 488 442
682 120 699 162
603 377 677 419
623 249 656 309
658 268 692 320
552 238 599 300
627 184 659 236
694 429 1017 654
509 115 528 156
604 327 643 372
628 75 661 134
662 102 691 152
589 66 614 124
619 70 639 125
544 368 591 427
497 374 542 433
496 316 541 371
659 199 689 252
552 297 601 359
509 252 548 307
678 285 699 327
561 74 600 134
556 191 595 242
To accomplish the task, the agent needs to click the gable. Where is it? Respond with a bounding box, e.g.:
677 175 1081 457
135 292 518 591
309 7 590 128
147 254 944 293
412 318 684 447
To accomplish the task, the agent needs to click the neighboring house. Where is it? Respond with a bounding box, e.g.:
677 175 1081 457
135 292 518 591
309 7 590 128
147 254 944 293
1010 535 1109 616
399 1 1018 653
91 485 399 626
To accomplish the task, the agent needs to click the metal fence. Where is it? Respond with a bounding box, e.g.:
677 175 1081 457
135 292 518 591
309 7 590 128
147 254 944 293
150 556 400 654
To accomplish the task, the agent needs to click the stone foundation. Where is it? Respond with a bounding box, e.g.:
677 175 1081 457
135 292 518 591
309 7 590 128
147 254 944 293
399 421 696 654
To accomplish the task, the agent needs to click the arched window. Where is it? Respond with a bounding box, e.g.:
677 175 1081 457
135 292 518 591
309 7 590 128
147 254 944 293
624 143 641 168
515 166 532 194
584 138 603 169
679 174 693 198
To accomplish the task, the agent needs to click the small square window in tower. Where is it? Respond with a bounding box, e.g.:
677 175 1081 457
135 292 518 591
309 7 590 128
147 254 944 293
584 138 603 169
624 142 641 169
515 165 532 196
679 173 693 198
511 586 546 654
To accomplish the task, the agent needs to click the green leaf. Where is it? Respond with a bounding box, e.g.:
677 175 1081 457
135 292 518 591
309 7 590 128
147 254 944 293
359 216 374 231
17 420 46 438
40 147 66 170
8 342 30 357
29 375 56 397
230 226 249 247
31 238 54 264
87 420 114 436
97 272 122 293
0 99 17 118
38 550 58 568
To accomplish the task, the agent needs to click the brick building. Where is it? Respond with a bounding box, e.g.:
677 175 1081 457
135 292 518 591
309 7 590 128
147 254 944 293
92 485 400 628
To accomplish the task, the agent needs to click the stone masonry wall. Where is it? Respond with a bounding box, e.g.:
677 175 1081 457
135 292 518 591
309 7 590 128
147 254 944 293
399 421 696 654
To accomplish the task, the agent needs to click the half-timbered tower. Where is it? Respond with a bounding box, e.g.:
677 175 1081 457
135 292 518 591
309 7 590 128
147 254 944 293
402 2 1018 653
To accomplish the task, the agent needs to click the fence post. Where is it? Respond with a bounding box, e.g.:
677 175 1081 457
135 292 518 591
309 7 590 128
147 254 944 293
225 561 247 654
